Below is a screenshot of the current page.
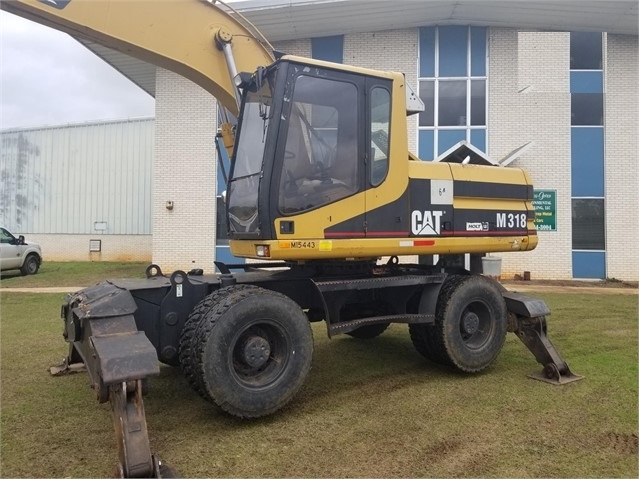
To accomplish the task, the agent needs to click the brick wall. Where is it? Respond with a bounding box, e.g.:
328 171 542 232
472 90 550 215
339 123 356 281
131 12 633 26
153 68 217 273
489 29 573 280
605 34 639 281
24 234 151 262
273 39 311 57
344 29 419 153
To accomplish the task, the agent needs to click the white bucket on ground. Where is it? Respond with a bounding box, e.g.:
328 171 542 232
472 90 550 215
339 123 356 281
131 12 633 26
482 256 502 280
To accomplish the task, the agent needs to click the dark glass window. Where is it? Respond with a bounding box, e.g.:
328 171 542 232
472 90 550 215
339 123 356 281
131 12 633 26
439 81 467 126
279 75 359 214
418 80 434 126
471 80 486 126
370 87 391 186
572 199 605 250
571 93 604 126
570 32 602 70
311 35 344 64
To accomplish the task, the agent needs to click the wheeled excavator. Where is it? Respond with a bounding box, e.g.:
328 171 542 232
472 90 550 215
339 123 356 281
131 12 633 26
1 0 581 476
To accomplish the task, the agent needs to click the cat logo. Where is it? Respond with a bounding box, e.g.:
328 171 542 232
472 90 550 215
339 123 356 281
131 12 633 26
411 210 443 236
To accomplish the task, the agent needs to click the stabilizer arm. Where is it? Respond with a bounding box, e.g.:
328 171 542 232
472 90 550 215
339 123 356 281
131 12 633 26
503 291 583 384
61 282 164 477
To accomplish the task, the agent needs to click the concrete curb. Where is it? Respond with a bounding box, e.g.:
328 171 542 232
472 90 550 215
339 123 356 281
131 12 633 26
0 287 84 294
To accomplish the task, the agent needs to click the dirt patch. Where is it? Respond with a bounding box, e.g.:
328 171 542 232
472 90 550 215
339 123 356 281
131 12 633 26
505 278 638 289
502 279 638 295
601 432 639 455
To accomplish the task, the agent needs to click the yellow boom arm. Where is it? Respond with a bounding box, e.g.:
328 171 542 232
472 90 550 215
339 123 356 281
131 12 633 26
0 0 274 116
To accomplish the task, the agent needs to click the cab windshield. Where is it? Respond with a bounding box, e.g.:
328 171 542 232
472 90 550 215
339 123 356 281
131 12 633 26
227 74 274 235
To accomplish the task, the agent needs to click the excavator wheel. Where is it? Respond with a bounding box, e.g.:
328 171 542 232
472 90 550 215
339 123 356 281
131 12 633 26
178 285 255 400
188 284 314 418
409 274 507 373
346 323 390 339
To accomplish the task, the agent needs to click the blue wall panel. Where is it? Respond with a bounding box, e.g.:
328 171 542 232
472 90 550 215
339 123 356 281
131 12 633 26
571 127 604 197
418 130 434 161
570 71 603 94
572 251 605 279
470 27 487 76
470 129 486 153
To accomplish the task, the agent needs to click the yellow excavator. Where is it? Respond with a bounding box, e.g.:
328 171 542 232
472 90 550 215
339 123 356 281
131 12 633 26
2 0 580 476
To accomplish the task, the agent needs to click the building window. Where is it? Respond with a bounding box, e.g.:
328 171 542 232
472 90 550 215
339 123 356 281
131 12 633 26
311 36 344 64
418 26 487 160
570 32 602 70
570 32 605 278
571 93 604 126
572 199 605 250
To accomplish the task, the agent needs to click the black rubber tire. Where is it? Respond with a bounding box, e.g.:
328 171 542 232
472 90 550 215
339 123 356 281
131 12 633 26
191 284 313 418
346 323 390 339
20 253 40 275
342 302 391 339
178 285 254 399
409 274 507 373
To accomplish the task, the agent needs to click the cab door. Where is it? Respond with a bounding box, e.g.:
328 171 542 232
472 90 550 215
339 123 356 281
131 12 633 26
273 65 367 239
364 78 410 238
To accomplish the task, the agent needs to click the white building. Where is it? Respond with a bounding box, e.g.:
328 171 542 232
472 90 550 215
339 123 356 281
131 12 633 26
1 0 637 280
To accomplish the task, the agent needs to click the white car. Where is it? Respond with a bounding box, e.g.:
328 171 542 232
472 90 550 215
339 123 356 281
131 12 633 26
0 226 43 275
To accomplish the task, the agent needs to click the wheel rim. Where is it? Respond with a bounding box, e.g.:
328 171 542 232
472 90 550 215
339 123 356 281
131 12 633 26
458 300 494 349
27 259 37 274
229 320 290 389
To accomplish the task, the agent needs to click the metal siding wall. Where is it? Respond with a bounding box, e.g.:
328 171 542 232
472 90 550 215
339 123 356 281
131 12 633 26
0 119 153 235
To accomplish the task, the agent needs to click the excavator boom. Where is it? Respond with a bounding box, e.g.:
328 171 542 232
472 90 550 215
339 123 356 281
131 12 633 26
0 0 274 116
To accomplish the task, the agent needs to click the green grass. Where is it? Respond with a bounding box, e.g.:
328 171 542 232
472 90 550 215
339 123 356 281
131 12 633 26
1 291 637 477
0 261 148 288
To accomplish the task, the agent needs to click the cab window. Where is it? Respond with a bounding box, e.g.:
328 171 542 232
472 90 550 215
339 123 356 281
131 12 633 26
279 74 359 214
370 87 391 186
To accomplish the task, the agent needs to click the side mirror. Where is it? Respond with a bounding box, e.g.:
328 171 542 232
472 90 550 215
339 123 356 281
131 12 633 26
17 235 25 245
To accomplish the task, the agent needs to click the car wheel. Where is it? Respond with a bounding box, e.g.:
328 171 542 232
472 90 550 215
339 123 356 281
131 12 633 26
21 254 40 275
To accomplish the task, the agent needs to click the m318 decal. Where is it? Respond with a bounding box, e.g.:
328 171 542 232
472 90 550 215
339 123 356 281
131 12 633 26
496 212 527 229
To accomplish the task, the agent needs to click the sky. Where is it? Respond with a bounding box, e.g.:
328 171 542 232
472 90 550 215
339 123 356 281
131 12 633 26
0 0 251 130
0 10 156 130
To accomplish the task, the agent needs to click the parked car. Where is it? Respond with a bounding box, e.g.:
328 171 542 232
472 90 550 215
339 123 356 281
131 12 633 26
0 226 42 275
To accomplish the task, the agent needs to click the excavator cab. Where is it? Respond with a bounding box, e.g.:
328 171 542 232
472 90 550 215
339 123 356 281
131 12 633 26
227 57 396 255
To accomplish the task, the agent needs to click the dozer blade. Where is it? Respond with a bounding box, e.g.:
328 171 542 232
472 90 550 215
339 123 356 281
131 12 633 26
503 291 584 385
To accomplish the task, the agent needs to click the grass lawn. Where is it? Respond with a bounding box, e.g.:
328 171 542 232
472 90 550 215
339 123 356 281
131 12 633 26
0 289 637 478
0 261 148 288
